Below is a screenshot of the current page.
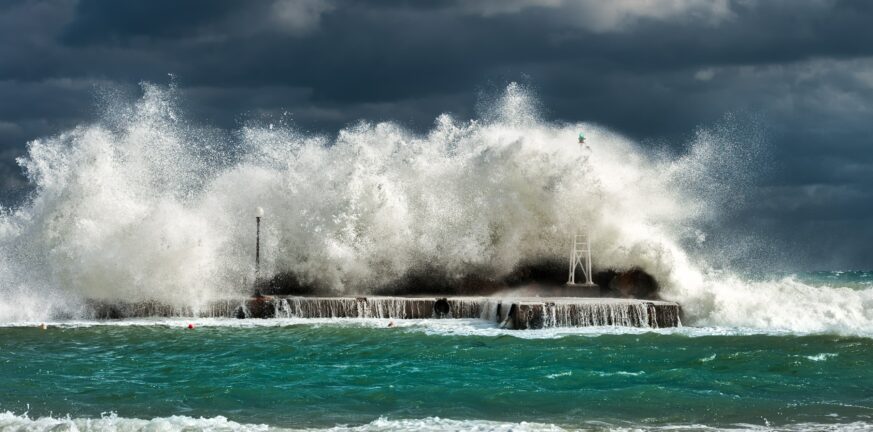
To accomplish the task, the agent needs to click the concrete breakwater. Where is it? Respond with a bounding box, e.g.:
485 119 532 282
87 296 681 329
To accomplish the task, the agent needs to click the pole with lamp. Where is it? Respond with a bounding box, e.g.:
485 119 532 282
254 206 264 293
247 205 273 318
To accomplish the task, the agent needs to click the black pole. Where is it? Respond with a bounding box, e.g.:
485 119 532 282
255 216 261 281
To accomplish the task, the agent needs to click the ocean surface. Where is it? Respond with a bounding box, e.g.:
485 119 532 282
1 272 872 431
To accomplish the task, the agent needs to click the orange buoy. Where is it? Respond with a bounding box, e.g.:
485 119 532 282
187 323 194 329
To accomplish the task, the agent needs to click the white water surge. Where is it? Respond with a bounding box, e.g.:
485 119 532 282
1 412 870 432
0 82 871 335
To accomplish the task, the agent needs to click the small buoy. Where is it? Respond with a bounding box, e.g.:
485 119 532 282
187 323 194 329
40 323 47 330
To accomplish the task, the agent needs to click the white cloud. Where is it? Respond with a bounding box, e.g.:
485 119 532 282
270 0 335 36
854 67 873 89
461 0 735 32
464 0 565 16
694 68 716 81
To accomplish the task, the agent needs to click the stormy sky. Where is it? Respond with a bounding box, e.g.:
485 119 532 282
1 0 871 269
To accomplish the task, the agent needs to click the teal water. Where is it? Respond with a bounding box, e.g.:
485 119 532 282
1 322 871 430
793 271 873 290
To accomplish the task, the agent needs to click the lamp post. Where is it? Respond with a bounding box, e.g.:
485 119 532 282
255 206 264 285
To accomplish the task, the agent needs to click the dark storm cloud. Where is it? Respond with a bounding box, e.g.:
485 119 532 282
0 0 871 268
59 0 238 45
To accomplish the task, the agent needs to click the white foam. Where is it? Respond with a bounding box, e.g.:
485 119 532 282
0 412 273 432
0 317 829 339
803 353 838 362
0 412 565 432
0 412 870 432
670 274 873 336
2 82 872 337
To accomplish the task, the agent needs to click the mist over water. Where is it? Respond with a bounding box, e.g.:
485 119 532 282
0 82 871 335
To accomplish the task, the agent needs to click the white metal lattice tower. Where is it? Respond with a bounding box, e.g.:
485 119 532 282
567 231 594 285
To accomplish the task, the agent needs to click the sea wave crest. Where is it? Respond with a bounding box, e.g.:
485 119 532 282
1 412 871 432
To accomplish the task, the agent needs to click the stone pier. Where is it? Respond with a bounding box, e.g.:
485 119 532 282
86 296 681 329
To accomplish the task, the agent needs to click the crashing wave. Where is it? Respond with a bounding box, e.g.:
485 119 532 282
0 82 871 335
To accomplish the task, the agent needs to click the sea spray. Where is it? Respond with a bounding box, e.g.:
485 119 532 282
1 82 872 336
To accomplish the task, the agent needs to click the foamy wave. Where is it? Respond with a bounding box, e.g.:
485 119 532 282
3 81 872 337
0 412 869 432
0 317 829 339
0 412 564 432
672 274 873 336
803 353 838 362
0 412 273 432
0 82 731 312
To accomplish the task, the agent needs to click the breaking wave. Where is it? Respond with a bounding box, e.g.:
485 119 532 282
0 81 871 335
0 317 840 340
1 412 870 432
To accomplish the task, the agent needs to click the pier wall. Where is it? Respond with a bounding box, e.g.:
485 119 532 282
86 296 681 329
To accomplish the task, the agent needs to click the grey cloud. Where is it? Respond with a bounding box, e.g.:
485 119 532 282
269 0 336 36
455 0 736 32
0 0 872 268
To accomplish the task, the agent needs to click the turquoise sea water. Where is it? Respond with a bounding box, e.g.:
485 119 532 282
1 320 872 431
788 271 873 290
1 271 871 431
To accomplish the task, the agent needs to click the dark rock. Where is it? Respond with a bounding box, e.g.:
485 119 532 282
374 266 454 295
92 303 122 319
608 268 659 299
592 269 619 293
256 260 659 299
258 272 324 296
503 259 567 286
374 265 505 296
456 274 504 295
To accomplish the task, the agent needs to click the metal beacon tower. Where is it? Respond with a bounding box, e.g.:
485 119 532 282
567 231 596 287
